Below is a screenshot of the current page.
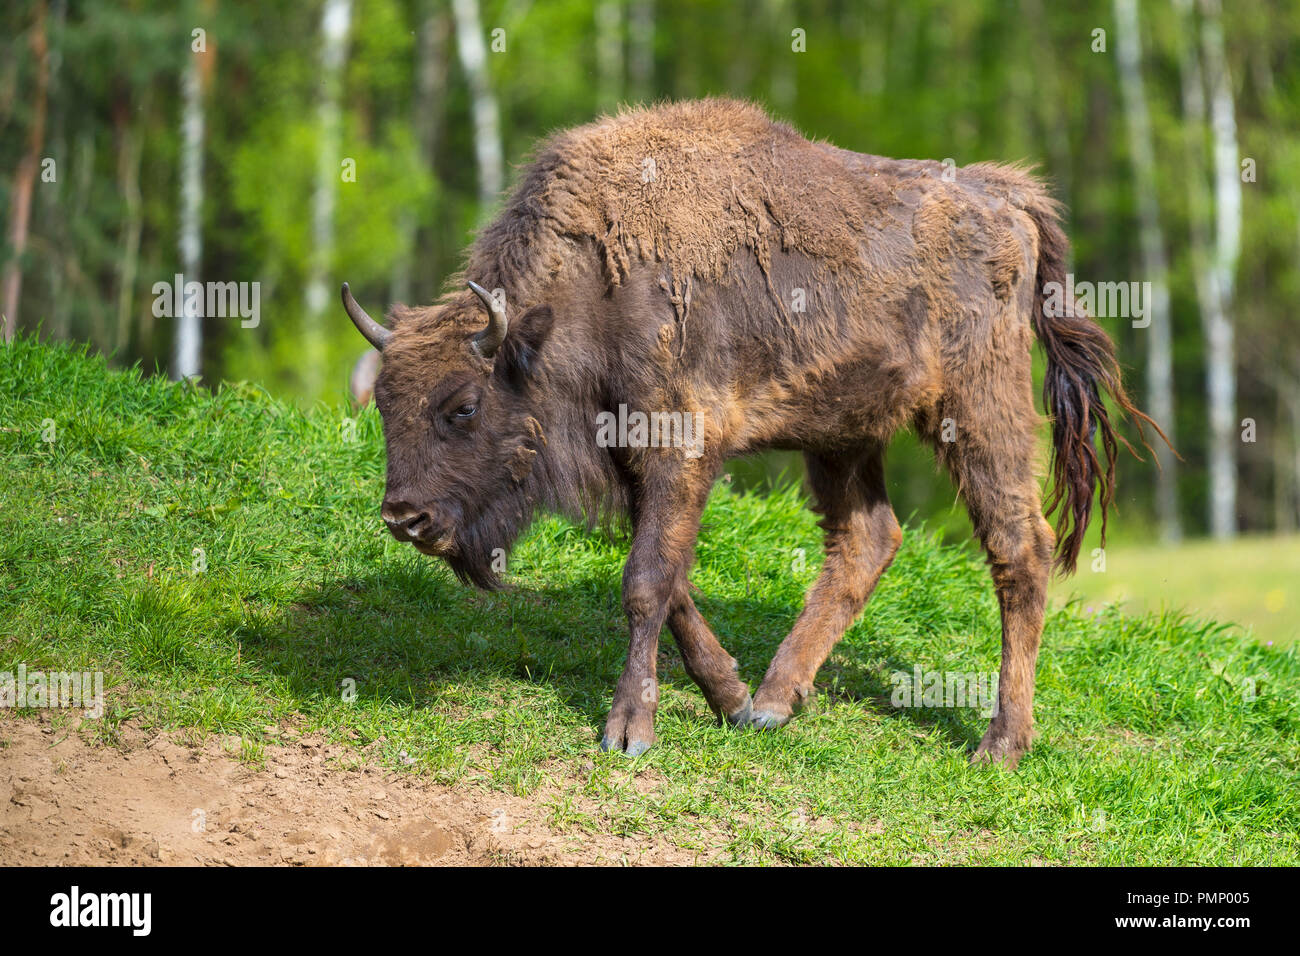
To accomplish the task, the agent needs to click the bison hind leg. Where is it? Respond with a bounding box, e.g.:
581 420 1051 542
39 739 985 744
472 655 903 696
925 379 1052 769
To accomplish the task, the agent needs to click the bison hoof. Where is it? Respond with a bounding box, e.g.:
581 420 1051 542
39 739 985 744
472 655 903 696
600 734 653 757
721 692 754 728
600 705 656 757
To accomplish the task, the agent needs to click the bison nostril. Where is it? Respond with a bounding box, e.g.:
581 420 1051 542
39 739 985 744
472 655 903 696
381 501 419 538
381 501 450 544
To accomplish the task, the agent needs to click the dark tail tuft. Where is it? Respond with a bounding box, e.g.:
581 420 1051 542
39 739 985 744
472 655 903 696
1025 197 1171 576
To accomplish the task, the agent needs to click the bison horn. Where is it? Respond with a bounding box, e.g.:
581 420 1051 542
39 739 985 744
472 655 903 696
467 280 507 359
341 282 391 350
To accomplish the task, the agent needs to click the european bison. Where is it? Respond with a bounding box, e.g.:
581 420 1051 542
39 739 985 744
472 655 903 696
341 99 1160 766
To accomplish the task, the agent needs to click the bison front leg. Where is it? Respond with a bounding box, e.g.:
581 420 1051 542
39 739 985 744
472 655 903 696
751 449 901 729
601 455 729 755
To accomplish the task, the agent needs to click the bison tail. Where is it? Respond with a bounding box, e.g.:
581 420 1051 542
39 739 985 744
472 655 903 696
1025 198 1168 576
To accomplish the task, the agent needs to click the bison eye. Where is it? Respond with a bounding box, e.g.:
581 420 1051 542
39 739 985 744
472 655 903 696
453 403 478 420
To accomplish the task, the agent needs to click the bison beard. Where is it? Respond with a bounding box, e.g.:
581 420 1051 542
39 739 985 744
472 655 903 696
343 98 1169 767
437 453 614 591
447 391 629 592
441 507 516 591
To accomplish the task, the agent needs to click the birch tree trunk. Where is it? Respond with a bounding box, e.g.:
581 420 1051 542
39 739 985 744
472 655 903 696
596 0 624 112
1175 0 1238 537
114 93 147 355
391 3 448 306
627 0 654 103
1292 390 1300 532
172 31 207 379
1199 0 1241 538
43 0 69 341
1113 0 1179 541
302 0 352 395
66 130 104 343
1021 0 1071 213
1275 388 1295 533
765 0 795 112
2 1 49 343
451 0 503 210
1288 216 1300 531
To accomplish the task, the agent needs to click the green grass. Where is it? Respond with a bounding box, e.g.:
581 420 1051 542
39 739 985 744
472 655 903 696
1052 535 1300 649
3 336 1298 865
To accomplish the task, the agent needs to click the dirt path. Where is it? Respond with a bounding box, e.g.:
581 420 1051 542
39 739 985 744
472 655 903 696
0 714 704 866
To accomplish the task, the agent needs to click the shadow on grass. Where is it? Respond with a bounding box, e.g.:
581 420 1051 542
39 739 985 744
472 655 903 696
228 558 987 751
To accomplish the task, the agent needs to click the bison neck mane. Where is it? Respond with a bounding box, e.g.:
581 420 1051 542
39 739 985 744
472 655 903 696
449 98 865 587
446 370 627 591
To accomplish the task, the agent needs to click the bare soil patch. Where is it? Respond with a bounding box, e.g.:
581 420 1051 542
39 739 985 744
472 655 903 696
0 714 707 866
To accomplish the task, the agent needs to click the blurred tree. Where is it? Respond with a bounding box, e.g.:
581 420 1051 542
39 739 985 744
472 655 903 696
3 0 1299 541
451 0 502 211
627 0 654 102
392 0 448 306
1114 0 1178 541
301 0 353 396
172 2 212 379
2 0 48 343
1200 0 1243 539
596 0 623 111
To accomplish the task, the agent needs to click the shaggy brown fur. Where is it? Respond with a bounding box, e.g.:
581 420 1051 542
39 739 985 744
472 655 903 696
348 98 1164 767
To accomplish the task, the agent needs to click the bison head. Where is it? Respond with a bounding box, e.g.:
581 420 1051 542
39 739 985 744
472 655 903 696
342 281 554 589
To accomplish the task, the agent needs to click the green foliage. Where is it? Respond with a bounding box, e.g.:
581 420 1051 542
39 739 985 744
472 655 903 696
3 337 1297 864
5 0 1300 536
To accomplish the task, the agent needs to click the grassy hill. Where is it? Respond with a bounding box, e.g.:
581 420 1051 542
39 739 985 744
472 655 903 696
2 337 1297 865
1052 534 1300 649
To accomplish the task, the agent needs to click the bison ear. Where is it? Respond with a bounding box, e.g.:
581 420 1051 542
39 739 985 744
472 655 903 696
496 304 554 389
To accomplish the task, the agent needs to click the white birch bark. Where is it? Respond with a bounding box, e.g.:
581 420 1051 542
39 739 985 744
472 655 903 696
302 0 352 396
1114 0 1179 540
451 0 503 209
172 41 206 379
1199 0 1241 538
